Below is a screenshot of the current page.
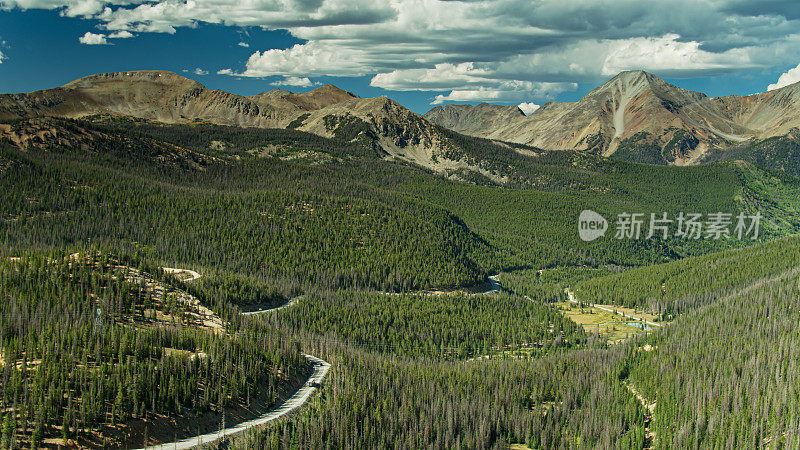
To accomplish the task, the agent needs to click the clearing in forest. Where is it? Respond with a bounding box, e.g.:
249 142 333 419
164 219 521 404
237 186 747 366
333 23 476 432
555 300 648 343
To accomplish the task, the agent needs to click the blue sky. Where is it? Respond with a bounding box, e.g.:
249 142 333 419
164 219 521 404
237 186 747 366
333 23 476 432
1 2 799 114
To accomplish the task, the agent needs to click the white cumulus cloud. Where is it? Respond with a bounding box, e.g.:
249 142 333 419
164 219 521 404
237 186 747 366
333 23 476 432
431 82 572 105
7 0 800 103
768 63 800 91
271 76 316 87
108 30 133 38
78 31 108 45
62 0 105 17
371 63 493 91
600 34 754 76
374 63 575 104
193 68 208 75
237 42 249 48
518 102 540 115
223 41 369 78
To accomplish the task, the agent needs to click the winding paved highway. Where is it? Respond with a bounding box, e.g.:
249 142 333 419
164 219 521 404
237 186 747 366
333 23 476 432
242 295 305 315
140 270 503 448
485 274 501 294
137 266 329 450
162 267 202 282
141 354 330 450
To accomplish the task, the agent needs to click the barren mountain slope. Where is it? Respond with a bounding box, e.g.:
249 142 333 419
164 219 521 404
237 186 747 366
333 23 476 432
0 71 513 181
424 71 800 165
292 96 511 181
9 69 800 177
247 84 360 113
710 83 800 138
423 103 526 137
0 71 360 128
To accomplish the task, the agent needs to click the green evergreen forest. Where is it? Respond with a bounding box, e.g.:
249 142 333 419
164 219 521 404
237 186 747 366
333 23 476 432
2 117 800 448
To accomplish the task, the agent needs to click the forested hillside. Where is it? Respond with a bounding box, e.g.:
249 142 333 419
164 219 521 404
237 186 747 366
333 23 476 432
0 135 494 292
626 268 800 447
0 253 307 448
498 266 615 302
3 115 800 449
227 227 800 449
6 117 800 281
705 129 800 178
273 291 583 358
227 339 647 449
572 235 800 314
85 120 800 263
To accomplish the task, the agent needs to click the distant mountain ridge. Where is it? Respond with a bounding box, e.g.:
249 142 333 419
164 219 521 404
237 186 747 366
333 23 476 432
425 70 800 166
247 84 360 111
5 70 800 177
0 70 517 183
0 71 360 128
423 103 525 137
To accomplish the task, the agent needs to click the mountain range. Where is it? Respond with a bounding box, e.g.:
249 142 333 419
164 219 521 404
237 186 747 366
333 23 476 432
0 70 504 180
3 69 800 177
425 70 800 167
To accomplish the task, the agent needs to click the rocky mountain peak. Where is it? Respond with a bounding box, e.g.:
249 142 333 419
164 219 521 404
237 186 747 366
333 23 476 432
423 103 526 137
308 84 359 98
62 70 202 90
254 88 293 98
280 84 359 111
